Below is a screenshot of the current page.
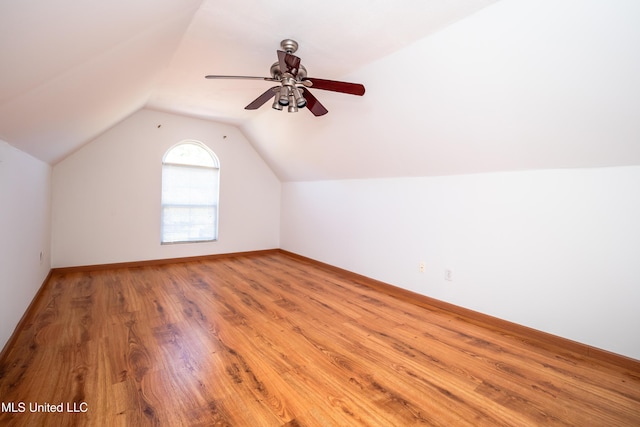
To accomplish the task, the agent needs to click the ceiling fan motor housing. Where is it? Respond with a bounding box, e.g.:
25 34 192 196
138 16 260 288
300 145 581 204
270 63 307 80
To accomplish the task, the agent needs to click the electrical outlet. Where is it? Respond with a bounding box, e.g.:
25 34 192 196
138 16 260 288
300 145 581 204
419 262 425 273
444 268 453 281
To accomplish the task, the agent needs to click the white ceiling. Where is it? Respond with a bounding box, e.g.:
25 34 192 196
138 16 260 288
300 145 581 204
2 0 640 181
148 0 498 123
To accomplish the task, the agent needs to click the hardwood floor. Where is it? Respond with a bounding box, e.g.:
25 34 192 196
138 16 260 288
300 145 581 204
1 251 639 426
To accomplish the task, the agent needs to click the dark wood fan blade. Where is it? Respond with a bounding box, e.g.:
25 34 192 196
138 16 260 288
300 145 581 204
205 75 277 82
245 87 279 110
277 50 301 76
302 88 328 116
303 78 365 96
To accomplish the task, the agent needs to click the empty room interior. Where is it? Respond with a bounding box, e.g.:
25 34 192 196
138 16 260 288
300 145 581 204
1 0 640 425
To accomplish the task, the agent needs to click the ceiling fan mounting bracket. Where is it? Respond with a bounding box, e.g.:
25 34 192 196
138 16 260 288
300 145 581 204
280 39 299 54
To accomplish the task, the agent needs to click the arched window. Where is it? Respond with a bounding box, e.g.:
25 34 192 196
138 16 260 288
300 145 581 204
161 141 220 244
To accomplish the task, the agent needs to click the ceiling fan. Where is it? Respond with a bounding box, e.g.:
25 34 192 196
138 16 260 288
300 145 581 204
205 39 365 116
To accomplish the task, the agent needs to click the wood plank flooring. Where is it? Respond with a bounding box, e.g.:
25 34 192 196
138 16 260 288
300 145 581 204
1 251 639 426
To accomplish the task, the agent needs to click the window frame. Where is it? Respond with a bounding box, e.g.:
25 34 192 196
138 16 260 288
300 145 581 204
160 140 220 245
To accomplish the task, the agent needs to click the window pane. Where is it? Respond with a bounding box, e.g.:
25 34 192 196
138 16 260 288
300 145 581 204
162 205 217 243
162 165 218 205
164 143 218 167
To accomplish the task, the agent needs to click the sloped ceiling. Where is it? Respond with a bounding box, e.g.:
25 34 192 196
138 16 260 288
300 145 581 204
2 0 640 181
0 0 203 163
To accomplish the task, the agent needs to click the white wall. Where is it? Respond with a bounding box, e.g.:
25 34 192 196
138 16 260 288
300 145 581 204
281 166 640 360
52 109 280 267
0 141 52 351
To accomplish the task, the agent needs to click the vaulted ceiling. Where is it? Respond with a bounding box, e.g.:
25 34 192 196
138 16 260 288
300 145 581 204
2 0 639 181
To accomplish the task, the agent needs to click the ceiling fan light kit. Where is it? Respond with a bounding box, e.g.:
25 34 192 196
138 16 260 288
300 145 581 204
205 39 365 116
